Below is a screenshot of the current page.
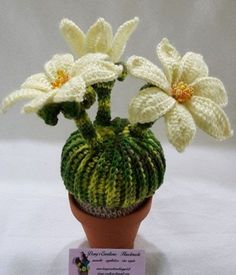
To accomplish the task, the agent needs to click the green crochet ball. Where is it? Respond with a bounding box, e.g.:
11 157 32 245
61 118 166 209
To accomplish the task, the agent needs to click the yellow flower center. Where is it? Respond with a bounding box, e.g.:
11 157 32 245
51 70 70 89
171 81 194 103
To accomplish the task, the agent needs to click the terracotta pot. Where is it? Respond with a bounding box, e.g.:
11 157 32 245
68 193 152 248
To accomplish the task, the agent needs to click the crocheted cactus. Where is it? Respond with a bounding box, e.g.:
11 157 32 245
61 117 165 209
55 81 166 213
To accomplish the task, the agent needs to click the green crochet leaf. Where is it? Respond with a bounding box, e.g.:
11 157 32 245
37 103 61 126
37 102 81 125
61 102 80 119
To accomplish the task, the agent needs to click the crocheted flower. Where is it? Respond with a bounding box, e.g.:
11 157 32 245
127 38 233 151
60 17 139 62
0 53 122 113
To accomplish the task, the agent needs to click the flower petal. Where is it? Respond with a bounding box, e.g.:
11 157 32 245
79 61 122 85
186 96 233 140
0 89 43 113
22 90 56 113
60 18 86 57
75 53 109 71
190 77 228 107
21 73 51 92
110 17 139 62
165 104 196 152
53 76 86 103
156 38 181 83
44 54 75 81
86 18 113 54
127 56 170 92
128 87 176 124
176 52 208 85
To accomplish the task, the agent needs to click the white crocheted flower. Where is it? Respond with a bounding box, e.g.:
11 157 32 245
1 53 122 114
127 38 233 151
60 17 139 62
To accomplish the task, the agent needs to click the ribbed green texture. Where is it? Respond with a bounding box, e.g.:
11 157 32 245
61 118 166 208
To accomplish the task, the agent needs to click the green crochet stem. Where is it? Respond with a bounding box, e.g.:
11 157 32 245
94 81 115 126
129 122 155 137
74 108 98 145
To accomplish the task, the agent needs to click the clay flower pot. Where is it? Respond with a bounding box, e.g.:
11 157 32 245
68 193 152 248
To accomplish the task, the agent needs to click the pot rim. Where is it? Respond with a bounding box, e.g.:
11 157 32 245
68 193 152 226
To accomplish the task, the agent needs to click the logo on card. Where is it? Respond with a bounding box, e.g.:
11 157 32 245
72 251 90 274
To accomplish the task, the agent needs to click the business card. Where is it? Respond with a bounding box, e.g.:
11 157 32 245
69 248 145 275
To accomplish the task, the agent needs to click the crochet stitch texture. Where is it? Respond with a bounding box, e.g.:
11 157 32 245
60 17 139 62
61 117 165 209
0 17 233 217
128 38 233 151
